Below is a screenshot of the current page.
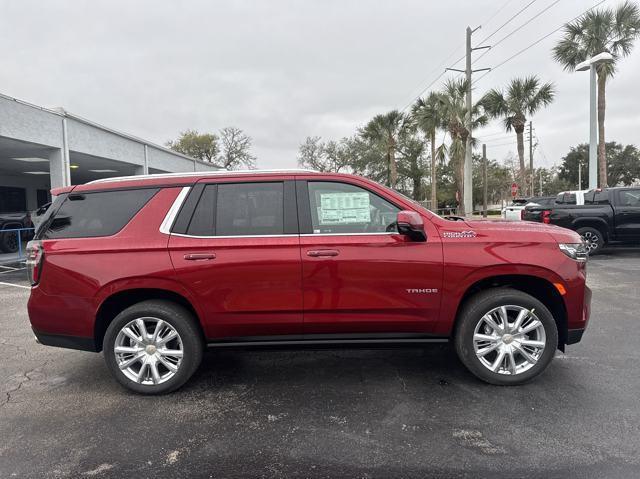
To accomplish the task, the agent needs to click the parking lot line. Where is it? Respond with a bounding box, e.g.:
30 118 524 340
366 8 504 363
0 281 30 290
0 265 18 270
0 267 26 275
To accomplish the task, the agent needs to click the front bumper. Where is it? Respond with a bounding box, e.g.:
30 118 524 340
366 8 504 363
566 328 585 345
565 284 591 345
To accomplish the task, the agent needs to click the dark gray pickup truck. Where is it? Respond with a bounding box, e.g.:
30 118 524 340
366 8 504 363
0 212 34 253
523 187 640 254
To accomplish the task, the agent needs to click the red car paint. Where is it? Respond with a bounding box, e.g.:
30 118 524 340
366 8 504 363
28 171 590 351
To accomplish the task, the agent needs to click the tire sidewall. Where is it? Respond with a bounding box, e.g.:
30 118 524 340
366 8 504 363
103 300 203 394
455 289 558 386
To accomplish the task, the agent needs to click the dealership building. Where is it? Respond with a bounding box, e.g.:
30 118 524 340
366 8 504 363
0 92 218 213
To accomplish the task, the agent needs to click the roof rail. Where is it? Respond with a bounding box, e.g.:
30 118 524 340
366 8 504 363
87 168 319 184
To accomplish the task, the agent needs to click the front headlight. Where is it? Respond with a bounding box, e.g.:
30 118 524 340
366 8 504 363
559 243 588 262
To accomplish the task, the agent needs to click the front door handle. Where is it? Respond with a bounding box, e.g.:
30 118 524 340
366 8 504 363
307 249 339 257
184 252 216 261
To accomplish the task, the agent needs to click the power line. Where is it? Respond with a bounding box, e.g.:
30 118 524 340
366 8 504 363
477 130 513 138
479 0 519 28
476 0 539 45
472 0 563 66
473 0 608 85
398 0 528 111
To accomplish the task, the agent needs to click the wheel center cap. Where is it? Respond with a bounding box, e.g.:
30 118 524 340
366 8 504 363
145 344 157 355
502 334 514 344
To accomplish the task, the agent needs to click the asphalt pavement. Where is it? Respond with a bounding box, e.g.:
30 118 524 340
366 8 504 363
1 247 639 478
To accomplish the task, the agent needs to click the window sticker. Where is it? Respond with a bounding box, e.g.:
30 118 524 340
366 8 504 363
318 192 370 225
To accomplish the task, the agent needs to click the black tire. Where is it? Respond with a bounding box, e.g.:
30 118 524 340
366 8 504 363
0 230 19 253
454 288 558 386
103 300 204 395
576 226 605 255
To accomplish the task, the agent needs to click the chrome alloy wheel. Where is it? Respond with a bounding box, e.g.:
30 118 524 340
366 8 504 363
472 305 546 376
580 231 599 253
114 317 184 385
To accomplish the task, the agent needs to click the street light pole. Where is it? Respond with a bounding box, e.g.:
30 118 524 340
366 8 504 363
588 64 597 190
576 52 613 190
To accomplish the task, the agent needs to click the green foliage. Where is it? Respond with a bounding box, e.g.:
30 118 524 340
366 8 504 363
481 76 555 190
559 142 640 187
166 129 218 162
552 1 640 79
361 110 407 187
167 127 255 170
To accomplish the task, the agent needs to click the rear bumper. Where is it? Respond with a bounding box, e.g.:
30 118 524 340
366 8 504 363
32 328 97 352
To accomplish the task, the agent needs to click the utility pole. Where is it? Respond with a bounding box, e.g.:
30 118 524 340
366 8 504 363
446 27 490 216
578 163 582 190
529 121 533 197
482 143 488 218
539 169 543 196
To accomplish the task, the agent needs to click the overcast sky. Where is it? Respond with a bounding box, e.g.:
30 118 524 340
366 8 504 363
1 0 639 171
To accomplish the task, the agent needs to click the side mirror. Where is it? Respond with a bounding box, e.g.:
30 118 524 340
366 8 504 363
396 210 427 242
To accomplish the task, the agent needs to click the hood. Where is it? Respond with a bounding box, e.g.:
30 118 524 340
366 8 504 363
460 219 582 244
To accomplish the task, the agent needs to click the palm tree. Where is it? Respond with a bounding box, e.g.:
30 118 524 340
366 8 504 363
362 110 406 188
411 92 444 211
553 1 640 187
481 76 555 193
438 78 487 215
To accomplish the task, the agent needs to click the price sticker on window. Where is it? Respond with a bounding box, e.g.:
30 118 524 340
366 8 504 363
318 192 371 225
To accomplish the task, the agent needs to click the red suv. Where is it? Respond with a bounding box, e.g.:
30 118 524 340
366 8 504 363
27 170 591 394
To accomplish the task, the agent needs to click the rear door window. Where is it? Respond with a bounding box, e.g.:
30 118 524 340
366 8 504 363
38 188 158 239
185 182 287 237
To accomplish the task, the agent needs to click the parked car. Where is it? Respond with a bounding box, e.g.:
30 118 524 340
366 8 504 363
27 170 591 394
522 196 557 222
0 212 34 253
501 198 529 221
524 187 640 254
503 196 556 221
555 189 590 206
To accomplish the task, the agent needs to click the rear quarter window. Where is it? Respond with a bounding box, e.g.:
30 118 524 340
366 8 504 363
37 188 158 239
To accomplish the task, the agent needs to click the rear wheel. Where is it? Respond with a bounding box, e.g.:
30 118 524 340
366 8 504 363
0 230 19 253
576 226 605 255
455 288 558 385
103 300 203 394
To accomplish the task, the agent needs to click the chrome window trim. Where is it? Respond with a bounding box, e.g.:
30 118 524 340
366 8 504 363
301 232 396 237
167 231 397 239
170 233 294 239
159 186 191 235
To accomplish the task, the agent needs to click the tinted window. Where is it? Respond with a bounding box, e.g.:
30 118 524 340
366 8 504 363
186 186 216 236
583 191 596 204
619 189 640 207
307 181 400 234
217 182 284 236
39 188 158 239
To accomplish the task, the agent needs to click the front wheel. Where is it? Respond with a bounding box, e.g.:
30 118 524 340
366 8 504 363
455 288 558 385
103 300 204 394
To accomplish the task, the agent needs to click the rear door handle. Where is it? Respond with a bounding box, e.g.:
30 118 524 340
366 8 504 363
183 252 216 261
307 249 339 257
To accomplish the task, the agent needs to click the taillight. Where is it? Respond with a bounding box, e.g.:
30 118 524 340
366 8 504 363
26 240 44 286
520 209 526 220
542 210 551 224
